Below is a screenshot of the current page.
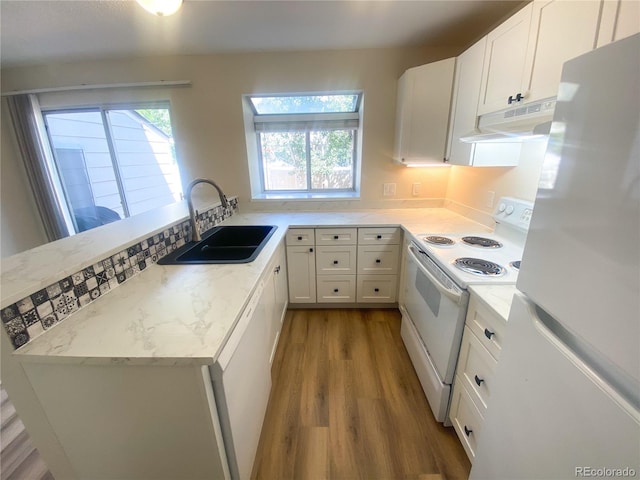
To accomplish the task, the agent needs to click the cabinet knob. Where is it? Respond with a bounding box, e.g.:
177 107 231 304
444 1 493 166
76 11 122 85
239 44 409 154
376 235 382 239
484 328 495 340
375 259 381 264
309 248 314 253
297 236 302 240
333 235 339 240
333 260 339 265
374 288 379 292
333 288 339 293
464 426 473 437
474 375 485 387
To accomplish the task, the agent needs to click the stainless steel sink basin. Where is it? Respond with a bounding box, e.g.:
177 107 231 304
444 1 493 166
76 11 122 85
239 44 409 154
158 225 277 264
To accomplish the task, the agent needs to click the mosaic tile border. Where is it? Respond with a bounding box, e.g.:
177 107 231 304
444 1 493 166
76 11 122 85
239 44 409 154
1 198 239 350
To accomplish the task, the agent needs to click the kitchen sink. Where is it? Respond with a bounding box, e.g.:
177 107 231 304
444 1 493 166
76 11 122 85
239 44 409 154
158 225 277 264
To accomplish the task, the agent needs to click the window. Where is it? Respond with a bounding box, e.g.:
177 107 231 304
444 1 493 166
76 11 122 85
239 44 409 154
245 93 362 197
43 105 183 233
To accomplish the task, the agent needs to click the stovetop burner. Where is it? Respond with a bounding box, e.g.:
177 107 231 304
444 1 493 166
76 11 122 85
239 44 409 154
424 235 455 246
454 257 506 276
461 236 503 248
510 260 521 270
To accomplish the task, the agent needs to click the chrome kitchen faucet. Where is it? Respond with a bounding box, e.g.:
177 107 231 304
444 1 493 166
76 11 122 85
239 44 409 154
186 178 229 242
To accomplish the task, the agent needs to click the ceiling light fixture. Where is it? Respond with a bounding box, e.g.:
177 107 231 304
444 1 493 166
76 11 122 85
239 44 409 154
136 0 183 16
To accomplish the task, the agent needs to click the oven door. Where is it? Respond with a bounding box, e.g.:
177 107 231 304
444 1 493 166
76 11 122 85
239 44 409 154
400 241 469 421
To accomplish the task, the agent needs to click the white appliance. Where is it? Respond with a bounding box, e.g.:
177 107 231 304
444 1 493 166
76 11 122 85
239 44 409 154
400 196 532 423
471 34 640 479
210 280 272 480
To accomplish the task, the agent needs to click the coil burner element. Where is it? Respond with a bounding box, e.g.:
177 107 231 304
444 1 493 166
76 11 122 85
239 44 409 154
461 236 503 248
454 257 506 276
424 235 455 246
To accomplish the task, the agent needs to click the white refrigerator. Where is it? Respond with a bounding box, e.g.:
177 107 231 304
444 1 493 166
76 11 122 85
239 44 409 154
471 34 640 479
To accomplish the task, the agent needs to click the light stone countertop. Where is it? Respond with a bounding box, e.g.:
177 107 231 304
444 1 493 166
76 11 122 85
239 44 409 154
13 209 490 365
468 284 518 321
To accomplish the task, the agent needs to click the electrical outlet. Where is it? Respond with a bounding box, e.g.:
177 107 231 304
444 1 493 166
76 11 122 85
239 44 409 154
485 191 495 208
412 183 421 196
383 183 396 196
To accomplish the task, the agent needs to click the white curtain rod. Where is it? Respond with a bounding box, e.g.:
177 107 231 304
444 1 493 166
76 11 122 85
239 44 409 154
1 80 192 97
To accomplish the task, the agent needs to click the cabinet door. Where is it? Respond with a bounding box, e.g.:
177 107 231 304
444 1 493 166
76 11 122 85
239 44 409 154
286 246 316 303
597 0 640 47
477 3 533 114
393 58 456 165
447 37 486 166
522 0 602 103
273 245 288 326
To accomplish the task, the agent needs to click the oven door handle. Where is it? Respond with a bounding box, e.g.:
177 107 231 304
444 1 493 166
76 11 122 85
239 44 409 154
407 244 463 303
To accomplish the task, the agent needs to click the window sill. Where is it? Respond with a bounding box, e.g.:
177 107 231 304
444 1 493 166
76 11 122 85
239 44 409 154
251 191 360 201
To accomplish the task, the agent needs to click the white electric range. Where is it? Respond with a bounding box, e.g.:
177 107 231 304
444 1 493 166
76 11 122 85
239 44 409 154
400 197 533 424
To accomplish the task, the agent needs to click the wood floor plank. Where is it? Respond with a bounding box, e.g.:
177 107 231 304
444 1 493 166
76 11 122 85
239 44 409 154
293 427 329 480
252 308 471 480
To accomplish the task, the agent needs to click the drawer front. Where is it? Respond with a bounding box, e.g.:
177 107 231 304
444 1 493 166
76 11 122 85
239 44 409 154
286 229 315 246
315 228 358 246
357 245 400 274
457 327 497 413
357 275 397 303
316 246 357 275
466 294 507 360
449 379 484 462
357 227 402 245
316 275 356 303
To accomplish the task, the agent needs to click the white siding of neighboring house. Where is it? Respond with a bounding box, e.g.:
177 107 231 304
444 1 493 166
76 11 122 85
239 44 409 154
45 110 182 221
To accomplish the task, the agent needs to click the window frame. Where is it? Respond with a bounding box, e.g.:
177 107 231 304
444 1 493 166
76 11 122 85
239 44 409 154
41 101 182 234
245 92 363 198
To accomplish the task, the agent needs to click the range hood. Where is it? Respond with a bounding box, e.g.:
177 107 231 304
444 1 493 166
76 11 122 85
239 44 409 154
460 97 556 143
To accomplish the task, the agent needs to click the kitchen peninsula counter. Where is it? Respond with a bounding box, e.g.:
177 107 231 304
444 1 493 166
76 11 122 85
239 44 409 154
10 208 490 365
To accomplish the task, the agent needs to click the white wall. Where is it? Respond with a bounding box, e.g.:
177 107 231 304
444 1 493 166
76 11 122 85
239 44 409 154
445 140 547 225
0 46 463 254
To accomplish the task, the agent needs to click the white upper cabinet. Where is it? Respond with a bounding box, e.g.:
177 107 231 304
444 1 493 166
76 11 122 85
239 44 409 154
477 3 533 115
393 58 455 165
597 0 640 47
478 0 603 114
447 37 486 165
522 0 602 103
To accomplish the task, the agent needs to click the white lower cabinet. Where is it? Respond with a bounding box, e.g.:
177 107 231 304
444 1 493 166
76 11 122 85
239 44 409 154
450 288 511 463
450 380 484 461
356 275 398 303
287 227 402 306
317 274 357 303
286 231 316 303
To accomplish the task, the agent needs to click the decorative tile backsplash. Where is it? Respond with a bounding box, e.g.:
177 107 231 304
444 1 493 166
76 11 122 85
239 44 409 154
1 198 239 350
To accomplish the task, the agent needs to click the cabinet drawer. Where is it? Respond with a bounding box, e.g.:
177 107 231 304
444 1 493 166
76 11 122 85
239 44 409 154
315 228 358 246
316 275 356 303
316 246 357 275
449 379 484 462
356 275 397 303
457 326 497 413
357 245 400 274
286 229 315 246
357 227 401 245
466 294 507 360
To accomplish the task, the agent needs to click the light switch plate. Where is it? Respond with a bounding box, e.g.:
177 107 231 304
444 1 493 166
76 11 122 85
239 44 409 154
412 183 421 196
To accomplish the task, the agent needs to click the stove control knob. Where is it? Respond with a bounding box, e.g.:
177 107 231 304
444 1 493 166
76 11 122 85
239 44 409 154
498 203 506 213
505 205 515 215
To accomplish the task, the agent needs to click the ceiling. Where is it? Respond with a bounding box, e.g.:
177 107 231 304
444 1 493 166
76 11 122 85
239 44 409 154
0 0 526 68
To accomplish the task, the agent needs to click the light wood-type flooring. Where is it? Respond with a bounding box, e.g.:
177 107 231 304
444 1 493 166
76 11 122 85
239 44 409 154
252 308 471 480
